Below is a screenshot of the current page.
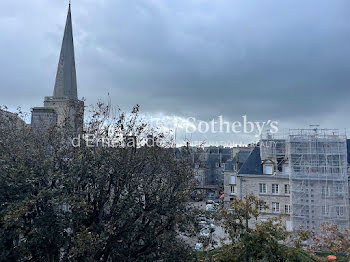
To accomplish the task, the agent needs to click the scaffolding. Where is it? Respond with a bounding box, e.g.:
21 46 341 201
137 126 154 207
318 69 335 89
260 138 286 160
287 129 349 232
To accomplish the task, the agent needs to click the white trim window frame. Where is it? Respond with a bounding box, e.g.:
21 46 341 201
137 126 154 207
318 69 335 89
272 184 279 195
272 202 280 213
259 183 267 194
259 201 267 212
284 204 291 214
284 184 290 194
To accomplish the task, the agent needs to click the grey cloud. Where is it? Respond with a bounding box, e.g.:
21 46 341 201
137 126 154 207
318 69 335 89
0 0 349 139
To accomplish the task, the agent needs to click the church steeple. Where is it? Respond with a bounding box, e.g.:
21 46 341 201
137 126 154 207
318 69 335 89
53 3 77 99
33 2 84 133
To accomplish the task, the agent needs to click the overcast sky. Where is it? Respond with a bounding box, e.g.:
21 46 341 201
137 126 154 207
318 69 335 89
1 0 349 144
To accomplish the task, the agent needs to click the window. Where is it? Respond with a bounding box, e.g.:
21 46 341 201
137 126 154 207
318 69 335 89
336 206 344 217
259 183 267 194
322 206 329 215
284 184 290 194
272 202 280 213
259 201 267 212
263 164 273 175
272 184 279 194
285 205 291 214
229 176 236 185
230 185 236 194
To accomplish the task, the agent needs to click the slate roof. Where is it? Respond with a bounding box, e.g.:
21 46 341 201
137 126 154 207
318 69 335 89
207 154 221 168
53 4 78 99
224 160 234 171
224 149 252 171
203 147 232 168
236 149 251 165
238 146 263 175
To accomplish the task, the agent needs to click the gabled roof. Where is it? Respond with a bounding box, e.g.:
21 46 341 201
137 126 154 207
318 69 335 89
53 4 78 99
238 146 263 175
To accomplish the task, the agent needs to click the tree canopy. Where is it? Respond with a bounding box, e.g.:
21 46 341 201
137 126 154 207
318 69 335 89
0 104 196 262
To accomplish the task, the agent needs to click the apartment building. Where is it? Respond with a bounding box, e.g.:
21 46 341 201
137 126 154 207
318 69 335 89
224 146 292 230
224 130 349 233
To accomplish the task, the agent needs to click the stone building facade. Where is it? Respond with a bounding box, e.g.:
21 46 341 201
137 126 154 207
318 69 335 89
224 146 292 230
225 133 350 233
31 3 84 133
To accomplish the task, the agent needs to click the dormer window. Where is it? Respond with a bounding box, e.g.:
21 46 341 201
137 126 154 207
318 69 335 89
263 164 273 175
262 159 274 175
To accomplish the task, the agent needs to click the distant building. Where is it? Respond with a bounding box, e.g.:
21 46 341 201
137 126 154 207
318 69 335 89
31 107 57 130
31 3 84 132
287 130 349 232
0 109 26 129
224 145 292 230
191 146 253 199
224 129 349 233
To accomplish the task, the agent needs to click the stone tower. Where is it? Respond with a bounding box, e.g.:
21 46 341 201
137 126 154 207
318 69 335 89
31 3 84 133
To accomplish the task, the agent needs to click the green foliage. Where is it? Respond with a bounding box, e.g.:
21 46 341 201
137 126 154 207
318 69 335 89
205 194 313 262
0 104 196 262
311 222 350 261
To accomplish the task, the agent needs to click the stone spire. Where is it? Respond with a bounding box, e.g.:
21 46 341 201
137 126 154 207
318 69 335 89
53 3 77 99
